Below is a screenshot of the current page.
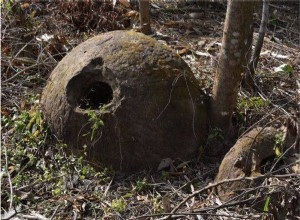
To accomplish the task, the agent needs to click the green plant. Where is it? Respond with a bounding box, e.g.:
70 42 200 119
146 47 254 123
1 97 51 207
152 197 163 214
161 171 169 180
207 127 224 141
86 105 108 141
237 96 269 112
133 178 148 193
268 18 278 26
275 64 293 76
1 93 116 208
123 193 134 198
111 198 127 213
263 195 271 212
1 0 14 12
274 133 284 157
94 167 113 183
1 104 47 174
87 110 104 141
281 64 293 75
52 179 65 196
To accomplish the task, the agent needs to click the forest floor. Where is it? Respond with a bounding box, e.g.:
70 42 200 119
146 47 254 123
1 1 299 219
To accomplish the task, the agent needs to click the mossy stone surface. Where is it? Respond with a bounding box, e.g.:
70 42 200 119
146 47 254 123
41 30 208 172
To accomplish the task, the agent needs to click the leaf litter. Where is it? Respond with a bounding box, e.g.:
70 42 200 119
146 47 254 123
1 1 299 219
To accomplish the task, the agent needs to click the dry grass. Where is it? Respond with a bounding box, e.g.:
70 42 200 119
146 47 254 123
1 1 299 219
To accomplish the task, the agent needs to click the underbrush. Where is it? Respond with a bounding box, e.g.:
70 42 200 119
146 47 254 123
1 1 299 219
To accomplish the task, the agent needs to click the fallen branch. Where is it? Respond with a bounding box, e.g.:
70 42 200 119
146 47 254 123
133 210 256 220
171 172 299 215
15 174 65 191
3 63 40 83
171 176 254 214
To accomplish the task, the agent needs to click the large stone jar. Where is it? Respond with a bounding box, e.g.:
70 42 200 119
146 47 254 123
41 30 208 172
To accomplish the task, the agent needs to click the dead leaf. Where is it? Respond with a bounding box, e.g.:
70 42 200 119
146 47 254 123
21 3 30 9
286 155 300 174
163 21 185 28
29 10 36 18
197 40 207 48
103 214 117 220
178 48 190 55
1 108 10 117
194 51 211 57
205 41 220 53
36 34 54 42
151 3 160 9
72 204 82 213
2 47 10 55
119 0 131 8
137 195 148 201
112 0 117 8
125 10 139 18
75 195 85 200
157 40 167 45
8 165 16 174
176 160 190 170
157 158 173 171
162 193 171 213
189 12 204 19
156 31 170 40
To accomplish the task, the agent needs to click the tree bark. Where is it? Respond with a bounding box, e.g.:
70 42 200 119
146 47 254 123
139 0 151 35
210 0 257 135
243 0 269 90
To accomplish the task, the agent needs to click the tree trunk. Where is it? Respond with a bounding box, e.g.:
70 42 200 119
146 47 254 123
139 0 151 35
210 0 257 135
243 0 269 90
